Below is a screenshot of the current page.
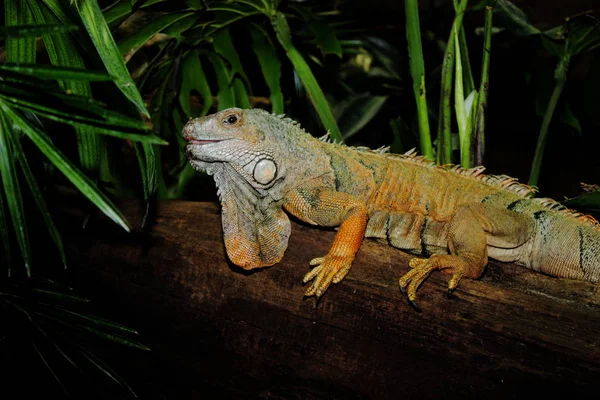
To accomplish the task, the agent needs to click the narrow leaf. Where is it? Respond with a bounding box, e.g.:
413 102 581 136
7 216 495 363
77 346 137 397
249 24 283 114
212 29 252 108
10 129 66 267
492 0 541 36
27 0 101 174
273 12 341 142
475 6 493 166
133 142 156 225
405 0 433 160
208 54 236 110
102 0 132 25
0 186 11 270
0 110 31 276
117 11 195 59
33 343 69 396
74 0 150 116
563 189 600 217
338 95 388 140
0 64 113 82
0 24 77 39
0 103 132 232
179 50 213 118
309 19 343 58
5 0 36 64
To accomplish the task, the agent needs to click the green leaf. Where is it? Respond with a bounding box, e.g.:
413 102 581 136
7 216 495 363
184 0 203 10
249 24 283 114
492 0 541 36
389 117 405 154
76 346 137 397
559 101 582 135
0 24 77 39
563 189 600 218
290 3 342 58
208 54 236 110
273 12 341 142
363 37 401 81
10 129 66 268
42 306 139 335
0 81 166 144
0 186 11 269
179 50 213 118
117 11 195 59
309 18 343 58
162 13 199 39
0 64 114 82
4 0 36 64
133 142 156 225
564 15 600 56
40 0 78 24
102 0 132 25
337 95 388 140
33 343 69 395
405 0 433 160
27 0 101 174
0 110 31 276
0 103 132 232
74 0 150 117
212 28 250 84
138 0 169 7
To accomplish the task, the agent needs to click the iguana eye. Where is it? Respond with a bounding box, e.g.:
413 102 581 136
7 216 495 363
224 114 238 125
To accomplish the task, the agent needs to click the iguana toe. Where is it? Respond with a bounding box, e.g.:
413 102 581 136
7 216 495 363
447 272 464 296
399 255 477 310
303 254 354 298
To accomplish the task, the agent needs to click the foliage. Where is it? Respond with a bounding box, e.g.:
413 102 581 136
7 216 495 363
0 0 392 393
405 0 493 167
1 279 147 397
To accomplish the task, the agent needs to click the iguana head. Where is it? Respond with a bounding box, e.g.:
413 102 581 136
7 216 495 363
183 108 323 270
184 107 289 194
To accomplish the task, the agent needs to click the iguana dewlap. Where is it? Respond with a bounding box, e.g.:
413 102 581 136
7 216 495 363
183 107 600 311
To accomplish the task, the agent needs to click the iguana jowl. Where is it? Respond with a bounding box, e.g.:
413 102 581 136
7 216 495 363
184 107 600 311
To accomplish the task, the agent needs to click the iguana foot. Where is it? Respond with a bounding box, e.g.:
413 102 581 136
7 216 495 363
398 254 470 311
303 254 353 298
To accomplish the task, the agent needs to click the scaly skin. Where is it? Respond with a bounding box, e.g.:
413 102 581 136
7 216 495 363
184 108 600 311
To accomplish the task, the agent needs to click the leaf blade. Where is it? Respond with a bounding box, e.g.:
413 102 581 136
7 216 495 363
0 109 32 276
0 103 132 232
74 0 150 117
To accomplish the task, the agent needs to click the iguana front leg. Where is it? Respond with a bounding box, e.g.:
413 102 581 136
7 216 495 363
283 186 369 298
398 204 534 311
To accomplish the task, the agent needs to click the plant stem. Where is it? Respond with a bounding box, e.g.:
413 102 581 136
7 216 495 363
437 0 468 165
405 0 433 160
528 56 569 186
475 6 493 166
272 12 342 142
453 0 475 95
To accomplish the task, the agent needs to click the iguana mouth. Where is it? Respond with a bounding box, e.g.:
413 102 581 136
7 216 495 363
185 137 236 146
186 139 223 145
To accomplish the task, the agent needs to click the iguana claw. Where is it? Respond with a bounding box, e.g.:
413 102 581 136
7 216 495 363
408 299 422 313
398 255 472 310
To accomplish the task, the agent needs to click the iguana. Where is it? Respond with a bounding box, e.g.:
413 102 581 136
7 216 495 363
183 107 600 311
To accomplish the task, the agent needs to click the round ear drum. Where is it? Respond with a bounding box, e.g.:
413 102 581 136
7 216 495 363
253 159 277 185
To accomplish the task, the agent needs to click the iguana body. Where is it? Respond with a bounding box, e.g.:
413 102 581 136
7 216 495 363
184 108 600 310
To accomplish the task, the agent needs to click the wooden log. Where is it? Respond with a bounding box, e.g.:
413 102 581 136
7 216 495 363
66 200 600 399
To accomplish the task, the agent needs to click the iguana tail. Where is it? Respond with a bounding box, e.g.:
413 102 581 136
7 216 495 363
530 211 600 282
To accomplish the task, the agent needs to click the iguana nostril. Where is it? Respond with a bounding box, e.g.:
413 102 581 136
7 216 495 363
182 121 196 140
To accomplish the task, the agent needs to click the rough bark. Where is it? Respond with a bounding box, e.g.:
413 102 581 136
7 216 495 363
66 200 600 399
